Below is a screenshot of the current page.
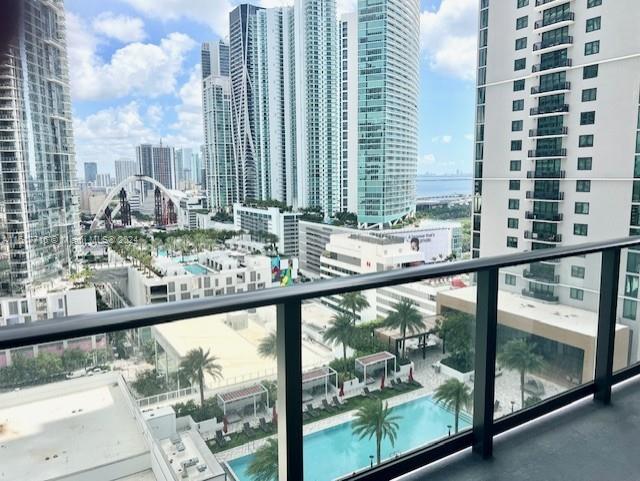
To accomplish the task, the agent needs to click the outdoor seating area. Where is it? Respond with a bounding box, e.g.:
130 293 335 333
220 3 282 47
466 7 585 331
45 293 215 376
302 366 339 403
355 351 397 384
216 383 270 421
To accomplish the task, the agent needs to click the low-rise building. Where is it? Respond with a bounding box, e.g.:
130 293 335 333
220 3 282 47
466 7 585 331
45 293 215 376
233 203 301 255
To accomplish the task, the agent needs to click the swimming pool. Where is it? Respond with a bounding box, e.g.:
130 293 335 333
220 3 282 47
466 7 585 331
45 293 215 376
227 395 470 481
183 263 211 275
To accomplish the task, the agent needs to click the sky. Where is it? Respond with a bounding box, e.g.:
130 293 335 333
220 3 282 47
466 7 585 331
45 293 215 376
65 0 479 178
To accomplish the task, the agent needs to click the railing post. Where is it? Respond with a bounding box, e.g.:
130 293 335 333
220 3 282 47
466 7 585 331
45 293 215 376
594 247 621 404
276 301 303 480
472 267 499 459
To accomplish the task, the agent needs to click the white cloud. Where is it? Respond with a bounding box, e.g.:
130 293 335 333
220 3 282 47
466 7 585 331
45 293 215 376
92 12 147 43
146 105 164 126
432 135 453 144
464 133 474 141
166 65 204 147
67 12 196 100
420 0 478 81
417 153 437 174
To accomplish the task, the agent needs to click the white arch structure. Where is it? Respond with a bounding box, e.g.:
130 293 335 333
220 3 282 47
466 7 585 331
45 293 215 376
89 175 184 231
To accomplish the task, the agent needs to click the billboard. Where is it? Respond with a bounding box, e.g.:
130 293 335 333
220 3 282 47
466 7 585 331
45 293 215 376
395 227 453 264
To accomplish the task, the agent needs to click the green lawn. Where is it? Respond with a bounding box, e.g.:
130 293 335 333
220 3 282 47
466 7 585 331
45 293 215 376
207 381 421 454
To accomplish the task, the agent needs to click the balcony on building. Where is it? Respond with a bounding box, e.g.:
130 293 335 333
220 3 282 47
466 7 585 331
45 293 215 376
534 12 575 33
535 0 574 10
533 36 574 54
525 211 564 222
529 126 569 138
528 148 567 158
532 58 572 74
525 230 563 243
530 104 569 116
531 82 571 96
526 190 565 201
521 287 560 303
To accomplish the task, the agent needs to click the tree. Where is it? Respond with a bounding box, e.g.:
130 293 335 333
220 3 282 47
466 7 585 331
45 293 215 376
179 347 223 408
323 312 354 361
246 438 278 481
340 291 370 325
132 369 168 397
258 332 277 360
433 378 472 433
384 299 424 361
497 339 543 408
352 399 401 465
61 349 88 371
433 311 474 355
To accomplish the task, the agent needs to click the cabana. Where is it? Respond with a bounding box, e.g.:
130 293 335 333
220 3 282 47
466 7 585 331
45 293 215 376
355 351 397 385
302 366 338 402
217 383 269 420
375 314 442 360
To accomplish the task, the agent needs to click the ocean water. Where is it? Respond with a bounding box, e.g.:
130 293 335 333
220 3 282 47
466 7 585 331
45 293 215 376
416 176 472 198
227 395 470 481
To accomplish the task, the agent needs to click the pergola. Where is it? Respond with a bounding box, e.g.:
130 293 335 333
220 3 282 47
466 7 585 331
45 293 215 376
302 366 338 400
375 314 442 360
355 351 397 384
216 383 269 417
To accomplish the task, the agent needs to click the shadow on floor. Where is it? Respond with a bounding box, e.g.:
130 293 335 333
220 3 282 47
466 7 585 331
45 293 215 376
401 377 640 481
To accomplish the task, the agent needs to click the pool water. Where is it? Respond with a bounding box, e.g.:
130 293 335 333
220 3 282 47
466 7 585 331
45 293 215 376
227 395 470 481
183 263 211 275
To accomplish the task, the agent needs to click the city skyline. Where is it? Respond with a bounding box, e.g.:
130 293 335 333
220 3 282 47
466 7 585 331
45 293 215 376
65 0 479 179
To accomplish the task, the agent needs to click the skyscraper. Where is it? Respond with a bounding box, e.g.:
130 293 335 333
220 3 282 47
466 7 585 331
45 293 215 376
84 162 97 184
114 159 138 185
202 40 230 79
0 0 79 294
174 147 192 189
256 7 297 206
473 1 640 320
357 0 419 228
136 143 175 191
294 0 340 217
229 4 263 202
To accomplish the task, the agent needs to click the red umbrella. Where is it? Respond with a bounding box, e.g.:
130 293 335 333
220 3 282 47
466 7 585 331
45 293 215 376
339 383 344 397
222 416 228 434
380 374 385 390
408 367 414 383
272 405 278 426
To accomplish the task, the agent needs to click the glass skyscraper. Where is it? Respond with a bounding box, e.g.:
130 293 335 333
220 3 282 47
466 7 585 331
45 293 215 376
0 0 79 294
357 0 419 228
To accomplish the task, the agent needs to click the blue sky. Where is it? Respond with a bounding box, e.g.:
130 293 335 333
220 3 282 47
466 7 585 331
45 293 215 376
66 0 478 177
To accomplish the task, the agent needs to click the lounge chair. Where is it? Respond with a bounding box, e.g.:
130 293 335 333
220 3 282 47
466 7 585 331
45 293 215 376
322 399 336 413
332 395 345 408
243 422 255 437
215 430 226 448
306 403 319 417
259 417 272 433
363 387 372 397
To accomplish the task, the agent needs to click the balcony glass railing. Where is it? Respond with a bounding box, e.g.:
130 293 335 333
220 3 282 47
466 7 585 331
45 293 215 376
532 58 572 73
525 231 563 242
527 170 566 179
523 269 560 284
526 211 563 221
529 126 568 137
530 104 569 116
1 238 640 481
528 148 567 158
526 190 564 200
531 82 571 95
534 12 575 29
533 36 573 52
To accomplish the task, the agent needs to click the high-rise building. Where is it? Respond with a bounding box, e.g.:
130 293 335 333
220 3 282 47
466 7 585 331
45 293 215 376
114 159 138 185
357 0 419 228
202 40 230 78
473 1 640 326
339 13 359 214
203 75 235 209
294 0 340 217
229 4 263 202
84 162 97 184
136 143 175 191
256 7 297 206
0 0 79 295
174 147 192 189
95 173 113 189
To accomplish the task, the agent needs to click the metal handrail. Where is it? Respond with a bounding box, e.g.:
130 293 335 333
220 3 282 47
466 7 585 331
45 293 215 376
1 235 639 350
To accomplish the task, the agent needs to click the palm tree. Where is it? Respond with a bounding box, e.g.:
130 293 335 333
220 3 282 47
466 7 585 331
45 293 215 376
323 312 354 361
258 332 277 360
384 299 424 361
497 339 543 408
179 347 223 408
433 378 472 433
340 291 370 325
246 438 278 481
352 399 401 465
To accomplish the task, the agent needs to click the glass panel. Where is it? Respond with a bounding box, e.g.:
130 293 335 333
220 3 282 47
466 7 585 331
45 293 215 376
616 247 640 371
494 253 606 418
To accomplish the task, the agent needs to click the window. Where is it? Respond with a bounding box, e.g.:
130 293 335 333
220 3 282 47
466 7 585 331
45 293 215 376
577 180 591 192
587 0 602 7
513 79 525 91
582 88 597 102
512 120 523 131
574 223 588 236
516 16 528 30
508 199 520 209
511 140 522 151
508 218 519 229
507 236 518 248
513 99 524 111
505 274 517 286
510 160 522 171
517 0 529 7
628 251 640 274
579 134 594 147
570 288 585 301
586 17 601 32
578 157 593 170
575 202 590 214
623 299 637 320
626 275 640 298
583 64 599 79
580 111 596 125
585 40 600 56
480 9 488 28
514 58 526 71
509 180 521 190
515 37 527 50
571 266 586 279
